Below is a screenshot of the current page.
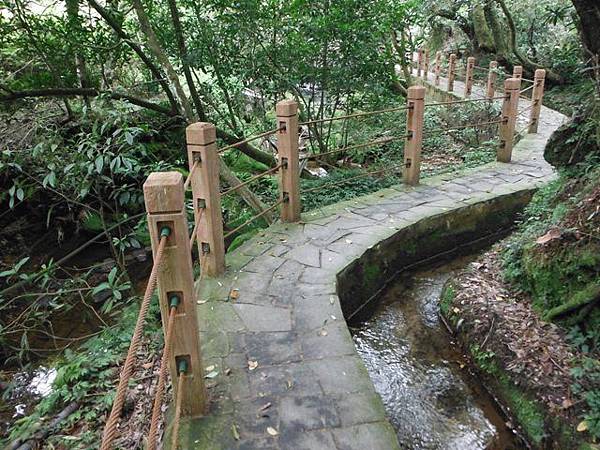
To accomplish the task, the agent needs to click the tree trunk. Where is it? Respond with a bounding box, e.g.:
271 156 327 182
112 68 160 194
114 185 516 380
494 0 564 83
87 0 180 114
471 4 496 52
571 0 600 59
131 0 193 120
391 30 411 92
165 0 206 120
484 1 509 56
65 0 91 108
219 162 274 224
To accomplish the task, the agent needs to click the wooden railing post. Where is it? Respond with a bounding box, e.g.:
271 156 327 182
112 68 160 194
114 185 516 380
528 69 546 134
434 51 441 86
486 61 498 99
465 56 475 97
498 78 521 163
276 100 301 222
417 48 423 77
403 86 425 186
424 49 430 79
143 172 206 416
447 53 457 92
186 123 225 277
512 65 523 80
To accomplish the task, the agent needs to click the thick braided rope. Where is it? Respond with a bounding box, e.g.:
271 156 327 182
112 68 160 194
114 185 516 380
147 306 177 450
170 374 185 450
189 207 205 248
100 235 168 450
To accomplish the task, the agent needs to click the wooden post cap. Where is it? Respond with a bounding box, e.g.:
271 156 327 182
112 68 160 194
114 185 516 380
504 78 521 90
407 85 426 100
143 172 184 214
535 69 546 79
276 100 298 117
490 61 498 68
186 122 216 145
468 57 475 64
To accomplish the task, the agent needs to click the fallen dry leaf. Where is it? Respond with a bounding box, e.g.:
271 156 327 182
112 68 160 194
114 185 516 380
266 427 279 436
577 420 589 432
232 424 240 440
248 360 258 371
536 228 561 245
229 289 240 300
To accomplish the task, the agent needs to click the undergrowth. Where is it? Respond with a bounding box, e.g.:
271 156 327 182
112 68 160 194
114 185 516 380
500 156 600 441
3 299 162 448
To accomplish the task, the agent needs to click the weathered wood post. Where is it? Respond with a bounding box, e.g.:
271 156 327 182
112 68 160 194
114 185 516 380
498 78 521 163
403 86 425 186
417 48 423 77
186 123 225 277
447 53 457 92
512 65 523 80
434 51 441 86
528 69 546 134
143 172 207 416
276 100 301 222
486 61 498 99
424 49 430 79
465 56 475 97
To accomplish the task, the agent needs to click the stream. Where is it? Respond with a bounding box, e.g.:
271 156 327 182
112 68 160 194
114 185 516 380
352 255 521 450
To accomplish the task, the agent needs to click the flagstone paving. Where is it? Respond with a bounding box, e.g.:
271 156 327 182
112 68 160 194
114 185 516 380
177 69 568 449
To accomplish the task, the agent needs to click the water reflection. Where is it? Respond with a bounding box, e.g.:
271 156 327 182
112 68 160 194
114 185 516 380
352 258 518 450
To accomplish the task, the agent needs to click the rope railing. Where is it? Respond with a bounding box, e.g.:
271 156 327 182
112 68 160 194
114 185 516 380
299 105 411 126
424 96 505 108
221 163 283 197
520 84 535 94
170 368 186 450
224 197 287 239
302 163 404 194
516 123 530 136
189 207 205 248
300 135 408 161
218 127 282 154
100 229 170 450
147 296 178 450
97 56 547 448
519 103 535 114
184 159 199 191
426 118 505 136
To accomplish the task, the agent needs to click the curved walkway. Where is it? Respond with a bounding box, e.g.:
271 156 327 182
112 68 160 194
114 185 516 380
180 72 568 449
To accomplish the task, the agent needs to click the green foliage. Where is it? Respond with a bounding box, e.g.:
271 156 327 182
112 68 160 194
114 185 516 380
4 300 163 448
469 344 496 374
569 327 600 440
439 283 455 316
468 344 547 444
91 267 132 314
300 167 399 212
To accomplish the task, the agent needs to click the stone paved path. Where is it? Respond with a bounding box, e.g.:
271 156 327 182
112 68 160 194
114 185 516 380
178 69 568 449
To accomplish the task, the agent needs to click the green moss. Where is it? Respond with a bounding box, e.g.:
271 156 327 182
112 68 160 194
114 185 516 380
544 282 600 321
363 262 381 290
499 378 546 445
439 283 455 316
467 349 547 444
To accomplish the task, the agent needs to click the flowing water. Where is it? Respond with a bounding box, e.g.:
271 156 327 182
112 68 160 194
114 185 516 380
352 256 521 450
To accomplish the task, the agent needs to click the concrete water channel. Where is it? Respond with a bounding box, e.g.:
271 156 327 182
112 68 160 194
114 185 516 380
176 70 567 449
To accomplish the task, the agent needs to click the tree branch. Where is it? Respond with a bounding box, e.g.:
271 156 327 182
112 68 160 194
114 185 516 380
0 88 175 115
86 0 181 113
